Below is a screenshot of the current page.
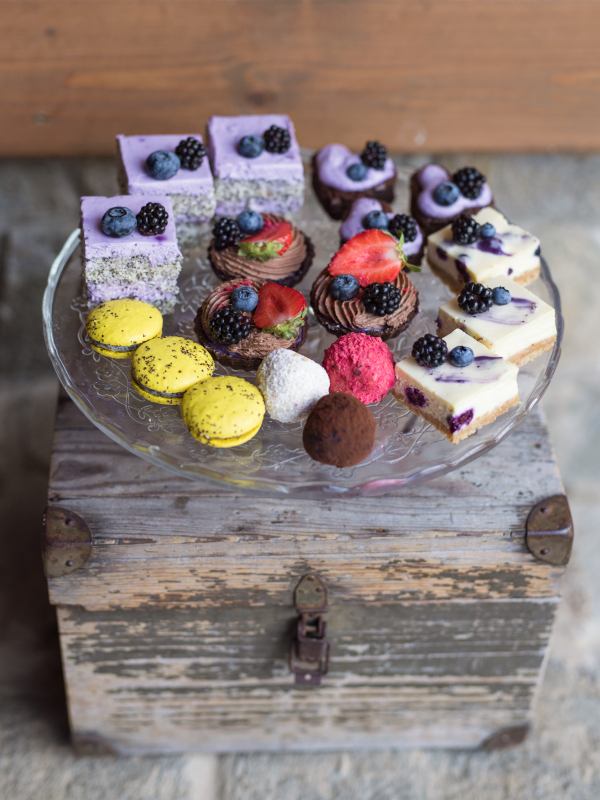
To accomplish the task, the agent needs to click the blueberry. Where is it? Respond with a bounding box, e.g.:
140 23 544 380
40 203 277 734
362 210 389 230
237 135 264 159
448 345 474 368
330 274 360 301
480 222 496 239
101 206 137 238
236 210 264 235
346 162 367 182
146 150 180 180
433 182 460 207
230 285 259 312
492 286 511 305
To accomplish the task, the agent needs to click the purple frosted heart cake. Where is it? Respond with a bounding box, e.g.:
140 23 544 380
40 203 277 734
116 134 216 224
312 142 396 220
80 195 182 314
339 198 424 266
206 114 305 216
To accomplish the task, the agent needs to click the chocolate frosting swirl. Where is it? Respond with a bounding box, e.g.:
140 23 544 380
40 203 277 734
200 279 303 360
311 269 419 334
209 215 308 282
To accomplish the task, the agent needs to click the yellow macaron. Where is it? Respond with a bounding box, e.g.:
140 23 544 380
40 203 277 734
85 299 163 359
131 336 215 405
181 376 265 448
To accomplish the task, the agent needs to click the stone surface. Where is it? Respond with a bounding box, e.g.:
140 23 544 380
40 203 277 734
0 154 599 798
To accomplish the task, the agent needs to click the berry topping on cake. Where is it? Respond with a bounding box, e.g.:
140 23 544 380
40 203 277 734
253 283 307 340
362 210 389 231
230 285 259 312
237 135 265 159
101 206 136 238
236 210 264 235
492 286 511 305
136 202 169 236
360 141 388 171
346 163 368 182
452 167 486 200
388 214 418 243
146 150 180 180
175 137 206 170
448 345 474 368
263 125 291 154
433 181 460 207
412 334 448 367
458 282 494 315
361 282 402 317
452 214 481 245
237 219 293 263
480 222 496 239
330 274 360 301
328 229 408 287
212 218 243 251
209 307 252 344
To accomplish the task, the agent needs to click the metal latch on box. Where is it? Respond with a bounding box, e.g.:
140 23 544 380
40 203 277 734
290 574 330 687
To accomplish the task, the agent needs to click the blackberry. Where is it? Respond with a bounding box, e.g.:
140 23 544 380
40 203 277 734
360 141 388 171
212 218 242 251
412 334 448 367
452 214 481 245
175 137 206 170
362 282 401 317
209 306 252 345
388 213 418 243
263 125 291 154
452 167 486 200
136 202 169 236
457 282 494 315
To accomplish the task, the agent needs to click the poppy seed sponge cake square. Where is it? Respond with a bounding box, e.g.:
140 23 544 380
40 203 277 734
81 195 183 315
393 330 519 444
206 115 305 216
437 276 557 366
427 207 541 293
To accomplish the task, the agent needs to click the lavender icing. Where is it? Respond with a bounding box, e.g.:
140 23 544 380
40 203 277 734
416 164 493 219
81 195 181 268
424 354 504 385
117 135 214 196
481 296 538 326
339 198 423 256
206 115 303 182
316 144 396 193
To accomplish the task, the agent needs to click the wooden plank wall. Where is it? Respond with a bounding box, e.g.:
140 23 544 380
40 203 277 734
3 0 600 156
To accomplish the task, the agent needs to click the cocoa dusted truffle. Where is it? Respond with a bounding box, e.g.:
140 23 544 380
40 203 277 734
302 393 376 468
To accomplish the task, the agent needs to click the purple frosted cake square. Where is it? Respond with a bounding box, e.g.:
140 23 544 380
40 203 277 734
81 195 182 314
116 134 216 224
206 115 305 216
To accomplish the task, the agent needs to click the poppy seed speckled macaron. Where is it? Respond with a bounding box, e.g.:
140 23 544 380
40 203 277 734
85 299 163 359
181 376 266 448
131 336 215 405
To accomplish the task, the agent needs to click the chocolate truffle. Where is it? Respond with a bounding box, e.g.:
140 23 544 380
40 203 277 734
302 392 376 468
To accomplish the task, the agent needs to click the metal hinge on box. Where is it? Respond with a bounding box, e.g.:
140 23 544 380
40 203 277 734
526 494 574 566
290 574 330 687
42 506 92 577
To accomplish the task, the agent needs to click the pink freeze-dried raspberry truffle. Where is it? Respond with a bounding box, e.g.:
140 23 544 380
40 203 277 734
322 332 396 404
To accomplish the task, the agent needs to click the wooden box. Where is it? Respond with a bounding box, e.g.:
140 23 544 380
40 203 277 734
43 396 573 755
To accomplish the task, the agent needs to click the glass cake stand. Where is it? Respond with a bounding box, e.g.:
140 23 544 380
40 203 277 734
43 170 563 496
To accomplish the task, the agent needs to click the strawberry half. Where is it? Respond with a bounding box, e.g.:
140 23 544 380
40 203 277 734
328 229 413 287
237 220 293 263
253 282 307 340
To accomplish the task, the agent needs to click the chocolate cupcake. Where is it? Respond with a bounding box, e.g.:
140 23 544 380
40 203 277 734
410 164 494 237
208 213 314 288
339 198 425 267
195 279 309 371
312 143 396 221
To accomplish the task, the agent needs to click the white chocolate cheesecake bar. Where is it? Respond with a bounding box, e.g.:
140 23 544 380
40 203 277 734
393 330 519 444
437 276 557 366
427 208 541 293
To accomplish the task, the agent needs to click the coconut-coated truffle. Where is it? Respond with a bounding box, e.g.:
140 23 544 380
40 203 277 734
302 392 376 468
257 350 330 423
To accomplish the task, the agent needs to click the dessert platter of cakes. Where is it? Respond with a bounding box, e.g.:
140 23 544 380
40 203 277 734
43 114 562 494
